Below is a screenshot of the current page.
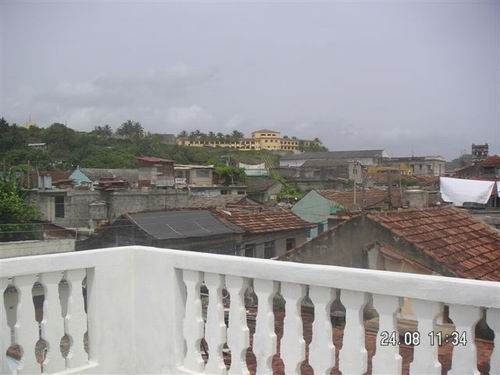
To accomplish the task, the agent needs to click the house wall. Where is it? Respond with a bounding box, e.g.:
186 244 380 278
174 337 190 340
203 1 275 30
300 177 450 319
0 239 75 259
281 216 457 278
248 183 282 203
156 233 242 255
30 190 102 228
292 190 338 223
30 190 229 229
188 169 213 186
240 229 308 259
410 160 446 176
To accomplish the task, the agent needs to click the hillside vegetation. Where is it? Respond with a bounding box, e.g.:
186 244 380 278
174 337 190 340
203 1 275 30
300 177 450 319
0 118 281 171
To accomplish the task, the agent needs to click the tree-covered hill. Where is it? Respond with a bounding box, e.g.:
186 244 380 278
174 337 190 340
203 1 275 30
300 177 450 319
0 118 281 171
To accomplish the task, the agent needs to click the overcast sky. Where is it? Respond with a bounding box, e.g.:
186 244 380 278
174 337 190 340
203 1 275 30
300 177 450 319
1 0 499 159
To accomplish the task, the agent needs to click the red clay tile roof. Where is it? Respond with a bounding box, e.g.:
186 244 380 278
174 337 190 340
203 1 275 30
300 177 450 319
317 189 402 211
215 207 314 234
481 155 500 167
367 207 500 281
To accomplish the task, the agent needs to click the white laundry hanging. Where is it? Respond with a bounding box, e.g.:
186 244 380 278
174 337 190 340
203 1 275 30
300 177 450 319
440 177 495 206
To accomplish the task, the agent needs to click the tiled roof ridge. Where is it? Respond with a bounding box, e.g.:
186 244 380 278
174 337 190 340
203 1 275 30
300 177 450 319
367 205 455 217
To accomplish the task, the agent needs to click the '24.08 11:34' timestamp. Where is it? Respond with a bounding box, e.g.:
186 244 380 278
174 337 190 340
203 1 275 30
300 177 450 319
379 331 467 346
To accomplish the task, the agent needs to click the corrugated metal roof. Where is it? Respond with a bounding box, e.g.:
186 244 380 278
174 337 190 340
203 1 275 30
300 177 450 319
128 210 242 240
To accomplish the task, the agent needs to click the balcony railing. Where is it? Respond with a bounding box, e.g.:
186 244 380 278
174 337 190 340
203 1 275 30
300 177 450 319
1 246 499 374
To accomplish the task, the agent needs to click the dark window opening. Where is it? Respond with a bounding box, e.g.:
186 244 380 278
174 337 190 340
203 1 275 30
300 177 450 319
318 223 325 234
195 169 210 178
264 241 275 258
55 196 65 218
245 244 256 257
286 238 296 251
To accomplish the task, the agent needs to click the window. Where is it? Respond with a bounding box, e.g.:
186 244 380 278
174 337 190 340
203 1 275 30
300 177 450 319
286 238 296 251
264 241 275 258
55 196 65 218
221 190 229 195
195 169 210 178
318 223 325 234
245 243 256 257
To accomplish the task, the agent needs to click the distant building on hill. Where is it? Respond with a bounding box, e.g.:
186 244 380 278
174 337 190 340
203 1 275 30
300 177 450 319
472 143 489 164
176 129 322 153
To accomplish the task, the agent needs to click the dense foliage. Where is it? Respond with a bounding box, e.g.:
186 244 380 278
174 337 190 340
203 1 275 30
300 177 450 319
0 172 39 241
0 118 281 171
214 165 247 186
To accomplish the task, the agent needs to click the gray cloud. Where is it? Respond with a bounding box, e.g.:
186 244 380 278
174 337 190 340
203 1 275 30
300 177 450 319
1 0 499 159
4 64 219 132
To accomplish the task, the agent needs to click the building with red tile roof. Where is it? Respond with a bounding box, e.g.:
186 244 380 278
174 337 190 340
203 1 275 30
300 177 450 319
214 207 314 258
366 207 500 281
282 206 500 282
215 207 314 234
316 189 402 211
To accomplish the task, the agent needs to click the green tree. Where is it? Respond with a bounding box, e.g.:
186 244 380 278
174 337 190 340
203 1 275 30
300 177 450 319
92 124 113 138
0 172 39 241
214 165 246 185
231 130 244 142
116 120 144 139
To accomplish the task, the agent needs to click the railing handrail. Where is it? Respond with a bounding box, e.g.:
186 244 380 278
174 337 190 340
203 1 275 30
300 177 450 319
1 245 499 308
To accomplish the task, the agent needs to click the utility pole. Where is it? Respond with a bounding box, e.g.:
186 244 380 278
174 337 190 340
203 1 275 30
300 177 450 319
361 164 367 210
27 160 31 189
353 167 357 210
353 160 358 210
387 170 393 210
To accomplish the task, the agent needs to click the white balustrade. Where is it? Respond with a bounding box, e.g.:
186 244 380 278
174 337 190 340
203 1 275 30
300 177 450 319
253 279 277 375
63 269 88 369
339 290 369 374
487 308 500 375
308 285 335 375
371 294 402 374
204 273 226 375
182 270 205 372
39 272 66 373
448 304 481 375
225 275 249 375
0 278 10 374
280 283 306 375
410 299 442 375
0 246 499 375
14 274 39 374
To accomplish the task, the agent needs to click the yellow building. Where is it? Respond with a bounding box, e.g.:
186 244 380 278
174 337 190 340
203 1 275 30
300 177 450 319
176 129 311 152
